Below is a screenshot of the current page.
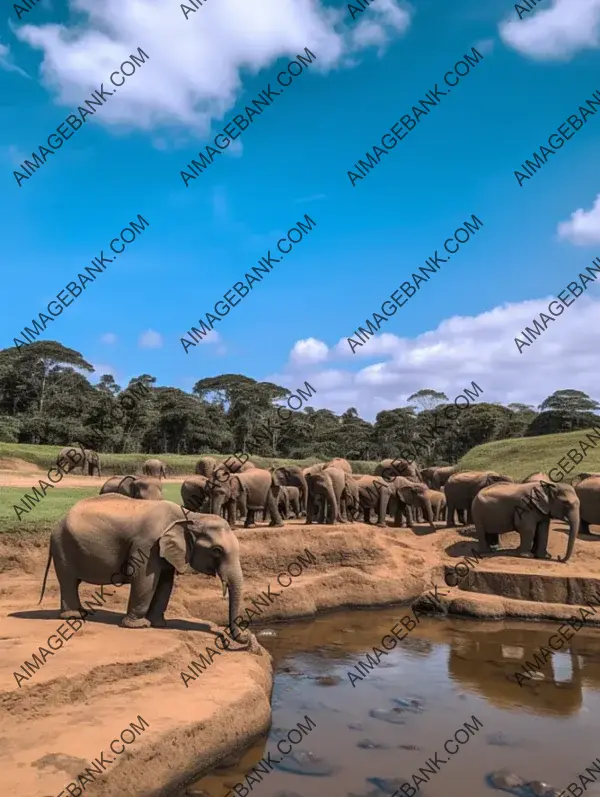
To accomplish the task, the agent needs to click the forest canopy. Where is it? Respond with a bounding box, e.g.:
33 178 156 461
0 342 598 465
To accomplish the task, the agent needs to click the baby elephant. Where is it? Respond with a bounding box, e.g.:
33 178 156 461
100 475 163 501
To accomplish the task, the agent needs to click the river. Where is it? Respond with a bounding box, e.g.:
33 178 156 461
183 607 600 797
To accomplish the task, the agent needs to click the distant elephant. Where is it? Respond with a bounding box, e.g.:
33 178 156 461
209 468 283 529
431 466 456 490
574 476 600 535
375 458 422 483
328 457 352 474
445 471 514 527
424 488 446 521
343 473 360 521
472 481 580 562
272 465 309 515
100 475 162 500
305 466 346 525
85 448 101 477
195 456 217 478
522 472 550 483
280 485 301 518
181 475 211 514
420 467 437 488
39 496 245 635
142 458 167 479
356 475 435 530
57 443 87 475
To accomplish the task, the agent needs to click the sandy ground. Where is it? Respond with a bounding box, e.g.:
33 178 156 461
3 512 600 796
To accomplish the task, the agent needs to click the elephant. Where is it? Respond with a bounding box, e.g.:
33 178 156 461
223 458 257 474
328 457 352 474
445 471 514 527
272 465 309 515
195 456 217 478
420 467 437 488
209 468 283 529
342 473 360 522
38 495 245 635
142 458 167 479
375 458 422 483
522 472 550 483
356 475 435 530
431 466 456 490
280 485 301 518
57 443 87 475
572 472 600 487
303 463 328 477
472 480 580 562
424 488 446 521
84 449 101 477
305 466 346 525
574 476 600 535
100 475 163 500
181 475 211 514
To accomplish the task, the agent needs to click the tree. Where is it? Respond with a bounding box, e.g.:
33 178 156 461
407 389 449 413
539 390 600 414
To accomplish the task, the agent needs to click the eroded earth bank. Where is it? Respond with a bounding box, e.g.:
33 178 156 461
2 518 600 796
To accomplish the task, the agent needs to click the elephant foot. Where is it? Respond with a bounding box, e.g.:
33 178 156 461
376 522 387 528
244 523 257 529
269 522 284 528
121 615 151 628
514 550 534 558
534 551 552 560
231 630 250 645
60 609 86 620
148 615 167 628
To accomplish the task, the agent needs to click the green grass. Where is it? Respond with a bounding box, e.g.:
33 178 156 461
458 426 600 481
0 442 377 476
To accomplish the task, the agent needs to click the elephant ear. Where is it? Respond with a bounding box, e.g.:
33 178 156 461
230 475 244 499
159 520 193 574
529 482 556 515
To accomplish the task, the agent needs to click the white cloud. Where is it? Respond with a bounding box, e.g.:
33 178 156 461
138 329 163 348
500 0 600 60
271 292 600 419
91 363 117 378
197 330 222 346
0 40 30 78
558 194 600 245
16 0 412 135
351 0 411 54
100 332 118 344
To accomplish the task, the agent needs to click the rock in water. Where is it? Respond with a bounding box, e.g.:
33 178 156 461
274 750 338 777
528 782 562 797
486 770 527 794
369 707 407 725
391 698 424 714
357 739 391 750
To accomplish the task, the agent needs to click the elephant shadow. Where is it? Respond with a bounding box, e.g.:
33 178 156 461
443 539 522 560
409 522 445 537
10 607 219 636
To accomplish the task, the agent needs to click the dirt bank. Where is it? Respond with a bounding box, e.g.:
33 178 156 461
2 518 600 795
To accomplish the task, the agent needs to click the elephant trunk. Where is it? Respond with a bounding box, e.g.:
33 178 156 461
324 480 338 523
420 497 435 529
220 559 244 639
561 506 580 563
298 473 308 512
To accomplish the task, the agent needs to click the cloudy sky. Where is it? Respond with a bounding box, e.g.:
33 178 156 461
1 0 599 418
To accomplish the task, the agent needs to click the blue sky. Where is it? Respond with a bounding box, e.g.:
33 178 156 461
1 0 600 418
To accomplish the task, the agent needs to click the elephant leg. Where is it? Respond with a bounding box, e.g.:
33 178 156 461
146 568 175 627
581 519 591 535
226 500 236 528
363 507 372 524
58 575 85 619
245 508 257 528
446 502 455 527
532 520 551 559
292 498 300 518
305 494 314 525
466 507 474 524
376 491 388 527
393 501 405 528
514 520 536 555
477 523 493 554
282 493 290 520
122 567 161 628
486 533 500 549
267 491 284 528
404 505 414 528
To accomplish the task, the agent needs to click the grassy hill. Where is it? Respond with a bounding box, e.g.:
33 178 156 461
457 427 600 481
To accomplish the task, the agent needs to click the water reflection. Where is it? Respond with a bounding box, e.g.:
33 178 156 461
183 609 600 797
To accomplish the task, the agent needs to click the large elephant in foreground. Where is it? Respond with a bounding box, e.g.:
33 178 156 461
574 476 600 535
142 458 167 479
272 464 309 515
100 475 162 500
208 468 283 529
39 496 245 636
472 481 580 562
375 458 422 483
445 471 514 526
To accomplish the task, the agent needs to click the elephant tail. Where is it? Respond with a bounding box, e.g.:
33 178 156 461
38 540 54 605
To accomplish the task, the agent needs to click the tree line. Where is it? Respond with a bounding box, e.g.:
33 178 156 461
0 341 598 464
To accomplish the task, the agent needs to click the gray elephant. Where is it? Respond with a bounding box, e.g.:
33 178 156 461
431 466 456 490
39 495 245 635
100 475 162 500
272 465 309 515
420 467 437 488
209 468 283 529
328 457 352 474
472 481 580 562
574 476 600 535
445 471 514 527
57 443 87 475
305 466 346 525
85 448 101 477
422 488 446 521
356 475 435 530
195 456 217 478
280 485 301 518
181 475 211 514
222 458 257 474
572 472 600 487
142 458 167 479
375 458 422 483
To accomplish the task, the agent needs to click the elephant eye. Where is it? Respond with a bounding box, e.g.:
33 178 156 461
212 546 224 557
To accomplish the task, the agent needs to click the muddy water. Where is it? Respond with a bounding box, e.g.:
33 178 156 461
184 609 600 797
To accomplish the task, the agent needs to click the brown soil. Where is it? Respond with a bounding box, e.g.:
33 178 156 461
2 518 600 795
